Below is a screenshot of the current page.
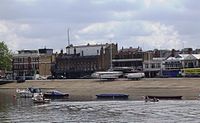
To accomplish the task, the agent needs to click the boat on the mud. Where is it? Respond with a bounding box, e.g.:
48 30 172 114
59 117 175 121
146 95 182 100
91 71 123 80
96 94 129 100
125 72 145 80
28 87 42 93
32 93 51 104
144 96 159 102
16 87 42 98
43 90 69 99
16 88 33 98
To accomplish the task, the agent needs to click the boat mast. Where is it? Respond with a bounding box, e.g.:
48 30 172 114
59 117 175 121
67 28 70 54
67 28 70 76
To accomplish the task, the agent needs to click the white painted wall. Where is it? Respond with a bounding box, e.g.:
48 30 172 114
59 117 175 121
67 45 106 56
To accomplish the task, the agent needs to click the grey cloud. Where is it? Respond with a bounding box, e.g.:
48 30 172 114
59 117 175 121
0 0 199 51
0 0 139 23
182 0 200 10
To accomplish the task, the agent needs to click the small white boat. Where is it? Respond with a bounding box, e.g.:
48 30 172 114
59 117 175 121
126 72 145 80
16 88 33 98
144 96 159 102
32 93 51 104
16 87 42 98
91 71 123 80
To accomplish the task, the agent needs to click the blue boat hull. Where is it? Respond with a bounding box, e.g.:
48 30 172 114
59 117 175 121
44 94 69 99
96 94 129 100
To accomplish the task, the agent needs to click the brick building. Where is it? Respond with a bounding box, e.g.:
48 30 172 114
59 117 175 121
38 48 55 77
12 48 54 79
52 43 118 78
112 47 143 70
13 50 39 79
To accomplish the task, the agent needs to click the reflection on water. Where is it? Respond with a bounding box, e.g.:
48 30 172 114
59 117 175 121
1 90 200 122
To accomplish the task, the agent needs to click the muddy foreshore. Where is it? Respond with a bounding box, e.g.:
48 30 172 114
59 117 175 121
0 78 200 100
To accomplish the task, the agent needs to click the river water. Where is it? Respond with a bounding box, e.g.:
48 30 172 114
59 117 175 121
1 90 200 123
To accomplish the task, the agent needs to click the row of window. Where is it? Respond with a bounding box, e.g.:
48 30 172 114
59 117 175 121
58 61 98 66
15 70 35 76
165 64 182 68
13 57 39 63
144 63 161 69
58 65 98 71
113 62 142 66
13 64 39 70
115 54 142 59
165 62 199 69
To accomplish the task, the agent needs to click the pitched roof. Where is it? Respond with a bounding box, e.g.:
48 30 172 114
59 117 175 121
166 57 181 61
192 54 200 59
176 54 189 59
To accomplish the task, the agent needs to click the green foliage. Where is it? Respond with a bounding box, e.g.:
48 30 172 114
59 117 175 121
0 41 12 71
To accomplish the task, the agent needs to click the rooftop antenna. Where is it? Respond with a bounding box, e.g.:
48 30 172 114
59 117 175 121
110 40 113 70
67 28 70 54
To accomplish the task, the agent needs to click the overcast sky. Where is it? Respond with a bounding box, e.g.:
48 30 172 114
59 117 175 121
0 0 200 52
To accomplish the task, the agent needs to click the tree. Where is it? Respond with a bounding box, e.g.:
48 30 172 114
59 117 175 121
0 41 12 71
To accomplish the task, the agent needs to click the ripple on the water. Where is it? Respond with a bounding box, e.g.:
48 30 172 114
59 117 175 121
1 100 200 122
